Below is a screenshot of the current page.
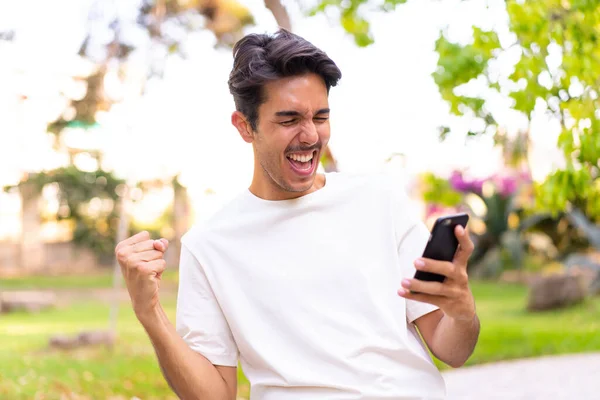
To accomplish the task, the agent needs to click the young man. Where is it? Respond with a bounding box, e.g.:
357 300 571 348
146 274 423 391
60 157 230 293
116 30 479 400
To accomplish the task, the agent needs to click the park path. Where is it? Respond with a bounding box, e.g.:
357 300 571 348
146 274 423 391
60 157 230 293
442 352 600 399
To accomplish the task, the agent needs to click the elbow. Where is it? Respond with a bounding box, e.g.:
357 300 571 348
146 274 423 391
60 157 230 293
445 352 473 368
447 359 466 369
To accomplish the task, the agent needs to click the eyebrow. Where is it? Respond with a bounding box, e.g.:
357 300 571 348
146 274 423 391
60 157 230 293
274 108 330 117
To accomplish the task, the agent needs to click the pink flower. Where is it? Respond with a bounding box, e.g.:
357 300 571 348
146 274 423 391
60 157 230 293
449 171 471 193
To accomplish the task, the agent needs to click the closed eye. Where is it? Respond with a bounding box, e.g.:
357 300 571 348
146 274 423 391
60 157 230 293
280 119 297 126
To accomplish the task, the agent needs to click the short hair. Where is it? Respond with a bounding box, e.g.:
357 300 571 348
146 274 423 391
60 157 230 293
228 29 342 131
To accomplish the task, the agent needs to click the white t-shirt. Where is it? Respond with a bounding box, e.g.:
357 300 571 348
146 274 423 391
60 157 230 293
176 172 446 399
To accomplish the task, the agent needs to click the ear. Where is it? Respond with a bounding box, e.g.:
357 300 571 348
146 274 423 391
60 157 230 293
231 111 254 143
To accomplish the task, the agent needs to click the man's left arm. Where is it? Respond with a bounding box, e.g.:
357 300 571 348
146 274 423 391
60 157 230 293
398 225 480 368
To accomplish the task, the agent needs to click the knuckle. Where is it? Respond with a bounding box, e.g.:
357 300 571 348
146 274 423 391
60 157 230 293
116 248 127 261
456 269 469 282
431 282 444 295
444 261 455 273
410 281 423 293
465 241 475 252
448 286 461 298
133 260 145 270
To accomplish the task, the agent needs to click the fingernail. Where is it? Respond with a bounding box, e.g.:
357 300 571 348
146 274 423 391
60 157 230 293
401 279 411 288
414 259 425 268
398 288 407 296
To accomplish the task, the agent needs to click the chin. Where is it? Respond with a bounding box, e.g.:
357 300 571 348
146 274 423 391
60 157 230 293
293 179 316 193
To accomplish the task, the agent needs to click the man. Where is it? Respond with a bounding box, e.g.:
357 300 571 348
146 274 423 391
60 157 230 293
116 29 479 400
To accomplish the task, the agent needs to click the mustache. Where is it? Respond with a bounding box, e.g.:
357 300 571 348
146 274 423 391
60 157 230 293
285 142 322 154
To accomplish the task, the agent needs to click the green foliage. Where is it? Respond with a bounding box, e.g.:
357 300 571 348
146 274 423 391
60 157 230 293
7 166 126 261
433 27 501 122
432 0 600 222
419 172 463 207
309 0 408 46
535 167 597 218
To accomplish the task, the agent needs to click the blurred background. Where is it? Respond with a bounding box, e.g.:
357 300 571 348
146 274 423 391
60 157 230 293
0 0 599 399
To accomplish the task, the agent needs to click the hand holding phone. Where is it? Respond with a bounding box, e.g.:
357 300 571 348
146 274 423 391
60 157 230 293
413 213 470 283
400 212 477 325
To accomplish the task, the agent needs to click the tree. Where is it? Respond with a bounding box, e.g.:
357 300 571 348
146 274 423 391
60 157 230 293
309 0 410 46
431 0 600 224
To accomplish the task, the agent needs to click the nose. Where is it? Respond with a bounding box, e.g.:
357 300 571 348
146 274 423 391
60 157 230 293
298 120 319 146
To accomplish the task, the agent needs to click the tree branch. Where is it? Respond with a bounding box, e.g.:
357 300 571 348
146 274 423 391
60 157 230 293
265 0 292 30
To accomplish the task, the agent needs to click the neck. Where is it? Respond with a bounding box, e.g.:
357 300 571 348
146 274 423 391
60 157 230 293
249 168 326 201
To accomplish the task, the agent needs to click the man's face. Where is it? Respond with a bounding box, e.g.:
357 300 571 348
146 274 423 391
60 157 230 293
251 73 331 196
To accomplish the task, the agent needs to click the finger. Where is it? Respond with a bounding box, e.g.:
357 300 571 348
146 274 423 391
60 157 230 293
133 240 158 253
414 258 454 278
153 240 164 252
153 238 169 252
397 288 443 307
453 225 474 267
135 250 166 263
116 231 150 251
142 258 167 276
401 278 448 296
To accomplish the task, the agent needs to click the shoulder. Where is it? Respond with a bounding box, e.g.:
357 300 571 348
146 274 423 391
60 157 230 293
181 190 248 249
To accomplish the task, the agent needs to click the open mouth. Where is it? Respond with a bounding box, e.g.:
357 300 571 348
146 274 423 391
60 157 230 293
286 150 318 176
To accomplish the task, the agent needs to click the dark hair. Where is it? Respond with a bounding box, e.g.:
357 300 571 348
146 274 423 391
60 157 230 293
228 29 342 131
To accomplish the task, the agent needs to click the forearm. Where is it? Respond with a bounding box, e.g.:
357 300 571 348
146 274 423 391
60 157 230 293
429 313 480 368
138 304 232 400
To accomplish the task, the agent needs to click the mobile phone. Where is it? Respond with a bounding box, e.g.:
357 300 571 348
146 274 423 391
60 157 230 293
413 213 470 283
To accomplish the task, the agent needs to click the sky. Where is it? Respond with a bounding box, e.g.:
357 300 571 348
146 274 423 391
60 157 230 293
0 0 565 227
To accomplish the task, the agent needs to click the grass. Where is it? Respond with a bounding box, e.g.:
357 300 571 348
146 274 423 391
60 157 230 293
0 269 179 290
1 278 599 398
0 297 251 399
457 281 600 367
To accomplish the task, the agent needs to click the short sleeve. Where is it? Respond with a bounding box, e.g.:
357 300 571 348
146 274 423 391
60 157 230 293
387 174 439 323
175 243 239 366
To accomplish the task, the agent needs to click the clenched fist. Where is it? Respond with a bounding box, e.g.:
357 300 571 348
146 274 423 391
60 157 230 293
115 231 169 318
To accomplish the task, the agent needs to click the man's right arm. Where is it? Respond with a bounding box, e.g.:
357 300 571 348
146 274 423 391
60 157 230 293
138 303 237 400
116 231 237 400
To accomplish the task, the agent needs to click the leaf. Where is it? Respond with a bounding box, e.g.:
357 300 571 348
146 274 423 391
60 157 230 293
308 0 342 16
431 0 600 222
381 0 409 12
438 126 451 141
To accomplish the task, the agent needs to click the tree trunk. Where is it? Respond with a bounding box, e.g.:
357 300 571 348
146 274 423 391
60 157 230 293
264 0 339 172
108 186 131 347
19 180 45 272
172 179 192 268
